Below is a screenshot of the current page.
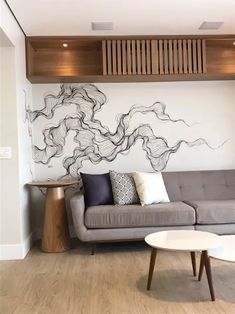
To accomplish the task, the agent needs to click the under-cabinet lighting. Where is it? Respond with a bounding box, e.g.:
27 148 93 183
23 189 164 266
63 43 68 47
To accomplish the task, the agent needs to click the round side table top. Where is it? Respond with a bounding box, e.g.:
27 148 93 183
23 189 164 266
208 235 235 263
145 230 221 252
28 180 79 188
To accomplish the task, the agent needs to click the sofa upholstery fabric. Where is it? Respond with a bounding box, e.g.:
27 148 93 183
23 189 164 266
84 202 195 229
70 170 235 242
163 170 235 202
185 200 235 224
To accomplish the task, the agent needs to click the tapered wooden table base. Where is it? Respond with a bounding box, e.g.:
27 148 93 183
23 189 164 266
42 187 71 252
29 180 79 253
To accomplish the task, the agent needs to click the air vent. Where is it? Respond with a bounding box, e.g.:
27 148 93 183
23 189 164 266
199 21 224 30
91 22 113 31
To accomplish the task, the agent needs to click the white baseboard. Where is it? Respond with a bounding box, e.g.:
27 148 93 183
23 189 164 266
0 232 34 261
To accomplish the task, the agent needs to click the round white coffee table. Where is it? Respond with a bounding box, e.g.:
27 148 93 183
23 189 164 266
198 235 235 282
145 230 221 301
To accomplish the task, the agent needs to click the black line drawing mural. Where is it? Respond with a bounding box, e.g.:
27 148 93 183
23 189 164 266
29 84 225 178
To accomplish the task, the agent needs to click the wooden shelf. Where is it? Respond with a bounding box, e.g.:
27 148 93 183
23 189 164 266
28 73 235 84
26 35 235 83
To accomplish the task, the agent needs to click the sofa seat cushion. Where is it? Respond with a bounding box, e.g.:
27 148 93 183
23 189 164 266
84 202 195 229
185 200 235 224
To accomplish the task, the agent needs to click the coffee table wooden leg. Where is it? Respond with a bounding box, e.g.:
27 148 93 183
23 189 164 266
190 252 197 276
198 252 205 281
147 248 157 290
202 250 215 301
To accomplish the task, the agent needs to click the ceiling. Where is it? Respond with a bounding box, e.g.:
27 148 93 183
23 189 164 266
7 0 235 36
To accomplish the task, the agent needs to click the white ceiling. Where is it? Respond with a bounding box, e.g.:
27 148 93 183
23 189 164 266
7 0 235 36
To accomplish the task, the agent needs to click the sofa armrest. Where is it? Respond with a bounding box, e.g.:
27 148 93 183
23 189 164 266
70 193 89 241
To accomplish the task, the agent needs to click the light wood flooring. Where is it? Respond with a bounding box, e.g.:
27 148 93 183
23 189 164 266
1 240 235 314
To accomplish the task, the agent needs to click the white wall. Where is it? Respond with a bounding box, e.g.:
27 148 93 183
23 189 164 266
0 0 33 260
0 46 22 244
31 81 235 237
32 81 235 180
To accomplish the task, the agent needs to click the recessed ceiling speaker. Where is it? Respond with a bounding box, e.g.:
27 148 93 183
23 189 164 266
91 22 114 31
199 21 224 30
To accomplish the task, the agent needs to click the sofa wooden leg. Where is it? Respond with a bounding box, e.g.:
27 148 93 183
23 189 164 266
91 243 96 255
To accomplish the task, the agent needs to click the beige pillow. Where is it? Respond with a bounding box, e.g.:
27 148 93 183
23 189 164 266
132 171 170 206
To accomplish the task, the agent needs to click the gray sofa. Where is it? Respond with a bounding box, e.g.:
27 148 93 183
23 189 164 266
70 170 235 244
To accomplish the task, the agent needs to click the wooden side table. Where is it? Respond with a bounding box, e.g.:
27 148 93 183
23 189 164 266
29 180 79 253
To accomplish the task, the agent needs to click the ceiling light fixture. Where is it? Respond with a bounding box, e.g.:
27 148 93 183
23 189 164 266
199 21 224 30
63 43 68 47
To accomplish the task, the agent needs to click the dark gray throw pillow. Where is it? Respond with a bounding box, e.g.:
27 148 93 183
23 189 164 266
80 173 114 208
109 171 139 205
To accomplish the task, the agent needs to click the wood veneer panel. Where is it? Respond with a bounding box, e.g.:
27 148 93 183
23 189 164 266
173 40 178 74
127 40 132 74
159 40 164 74
28 73 235 83
178 40 183 74
112 40 117 75
187 39 192 74
26 40 34 76
107 40 112 75
131 40 136 74
164 40 168 74
197 39 202 74
192 39 197 73
151 40 158 74
183 39 188 74
206 40 235 74
42 187 70 253
117 40 122 75
141 40 146 74
33 50 102 76
137 40 141 74
168 40 173 74
202 40 207 73
146 40 151 74
102 40 107 75
122 40 127 75
26 36 235 82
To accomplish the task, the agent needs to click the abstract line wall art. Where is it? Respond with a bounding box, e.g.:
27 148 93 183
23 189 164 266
28 84 223 178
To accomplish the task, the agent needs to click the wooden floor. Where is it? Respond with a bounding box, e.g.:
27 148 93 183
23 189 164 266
1 240 235 314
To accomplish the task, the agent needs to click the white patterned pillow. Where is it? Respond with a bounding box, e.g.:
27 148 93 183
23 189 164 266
109 171 139 205
132 171 170 206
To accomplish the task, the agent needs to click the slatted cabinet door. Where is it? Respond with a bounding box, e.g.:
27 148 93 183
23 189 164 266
102 38 207 76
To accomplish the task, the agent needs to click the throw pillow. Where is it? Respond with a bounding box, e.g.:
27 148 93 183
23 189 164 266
109 171 139 205
132 171 170 206
80 173 114 208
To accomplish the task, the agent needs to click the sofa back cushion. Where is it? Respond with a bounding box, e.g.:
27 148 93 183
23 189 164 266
163 169 235 202
80 173 114 208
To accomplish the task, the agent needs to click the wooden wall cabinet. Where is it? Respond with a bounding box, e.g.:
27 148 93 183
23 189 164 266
26 36 235 83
